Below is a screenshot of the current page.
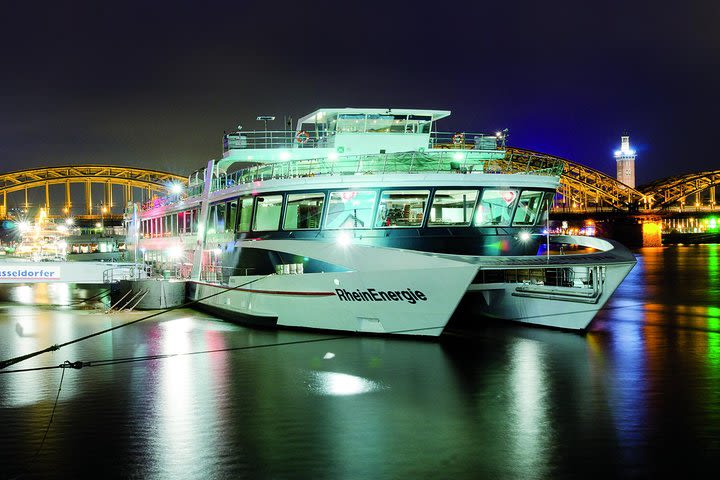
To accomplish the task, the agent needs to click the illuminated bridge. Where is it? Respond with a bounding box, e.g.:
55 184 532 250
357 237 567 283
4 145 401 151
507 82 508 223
508 148 720 214
0 155 715 220
0 165 187 220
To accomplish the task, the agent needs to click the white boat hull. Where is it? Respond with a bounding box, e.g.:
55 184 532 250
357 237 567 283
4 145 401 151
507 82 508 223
189 236 636 336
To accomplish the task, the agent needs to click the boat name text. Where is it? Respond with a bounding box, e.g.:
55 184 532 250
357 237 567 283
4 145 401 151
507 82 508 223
335 288 427 304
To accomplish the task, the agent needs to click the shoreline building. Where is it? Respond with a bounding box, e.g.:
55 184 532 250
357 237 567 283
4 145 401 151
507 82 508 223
614 133 636 189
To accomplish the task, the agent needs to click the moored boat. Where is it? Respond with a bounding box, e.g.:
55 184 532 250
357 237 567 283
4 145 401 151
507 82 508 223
126 107 636 336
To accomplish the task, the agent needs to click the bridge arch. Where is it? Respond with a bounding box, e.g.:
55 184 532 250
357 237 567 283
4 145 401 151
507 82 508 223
639 171 720 209
0 165 186 218
506 148 646 211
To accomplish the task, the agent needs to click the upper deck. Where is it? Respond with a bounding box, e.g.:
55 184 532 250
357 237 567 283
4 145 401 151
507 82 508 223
218 107 502 169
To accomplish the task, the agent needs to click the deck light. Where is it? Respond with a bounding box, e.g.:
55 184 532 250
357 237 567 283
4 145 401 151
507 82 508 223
65 218 74 225
170 183 183 194
279 151 291 161
519 231 531 242
328 151 339 161
337 231 352 247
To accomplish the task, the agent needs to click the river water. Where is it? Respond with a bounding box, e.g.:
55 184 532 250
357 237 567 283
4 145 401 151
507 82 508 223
1 246 719 479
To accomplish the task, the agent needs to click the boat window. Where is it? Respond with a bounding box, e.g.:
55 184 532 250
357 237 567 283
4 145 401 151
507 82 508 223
227 200 238 231
376 190 430 227
216 203 226 232
236 197 253 233
428 189 478 226
208 204 224 233
325 190 377 229
408 115 432 134
512 190 546 225
474 189 519 226
366 114 406 133
284 193 325 230
252 195 283 231
336 114 366 133
535 192 555 225
190 208 198 233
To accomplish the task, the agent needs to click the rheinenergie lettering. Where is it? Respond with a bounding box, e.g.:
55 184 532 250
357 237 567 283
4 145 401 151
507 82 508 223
335 288 427 304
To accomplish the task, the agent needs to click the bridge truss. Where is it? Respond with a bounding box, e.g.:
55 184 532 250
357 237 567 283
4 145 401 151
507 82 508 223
639 171 720 210
0 165 186 218
506 148 647 211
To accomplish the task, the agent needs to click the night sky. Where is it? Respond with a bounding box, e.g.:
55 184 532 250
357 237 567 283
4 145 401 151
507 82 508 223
1 1 718 187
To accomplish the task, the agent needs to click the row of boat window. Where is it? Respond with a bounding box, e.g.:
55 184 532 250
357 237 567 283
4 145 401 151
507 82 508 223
140 188 553 237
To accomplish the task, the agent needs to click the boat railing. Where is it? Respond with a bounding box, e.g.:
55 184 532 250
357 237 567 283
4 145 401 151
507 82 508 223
222 130 502 152
208 149 564 193
430 132 504 150
223 130 320 151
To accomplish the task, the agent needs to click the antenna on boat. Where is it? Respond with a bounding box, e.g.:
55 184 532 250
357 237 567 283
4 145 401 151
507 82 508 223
256 115 275 132
546 196 551 263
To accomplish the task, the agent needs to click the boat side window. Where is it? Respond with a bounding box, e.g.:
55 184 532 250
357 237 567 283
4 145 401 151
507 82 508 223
474 189 519 226
177 211 185 234
227 200 238 232
428 189 478 226
207 205 217 233
284 193 325 230
366 114 404 133
336 114 366 133
375 190 430 227
408 115 432 134
236 197 253 233
189 208 198 233
252 194 283 231
512 190 546 226
325 190 377 229
216 203 226 232
535 192 555 225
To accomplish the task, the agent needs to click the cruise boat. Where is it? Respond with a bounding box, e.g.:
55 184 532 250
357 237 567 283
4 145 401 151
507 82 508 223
127 108 636 336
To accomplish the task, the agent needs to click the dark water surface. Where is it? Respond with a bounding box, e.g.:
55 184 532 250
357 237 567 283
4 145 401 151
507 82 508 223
1 246 719 479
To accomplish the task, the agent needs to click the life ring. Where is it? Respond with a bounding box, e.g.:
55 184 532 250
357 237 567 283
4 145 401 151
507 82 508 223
452 133 465 145
296 130 309 144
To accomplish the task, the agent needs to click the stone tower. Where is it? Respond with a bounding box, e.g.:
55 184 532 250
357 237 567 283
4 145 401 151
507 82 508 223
614 133 636 188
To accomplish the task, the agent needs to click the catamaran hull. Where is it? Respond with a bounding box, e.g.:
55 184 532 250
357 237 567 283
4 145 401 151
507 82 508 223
187 237 635 335
190 264 478 337
456 262 635 331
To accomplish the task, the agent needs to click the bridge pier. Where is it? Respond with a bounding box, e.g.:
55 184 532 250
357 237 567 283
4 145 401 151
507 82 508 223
553 215 663 248
598 219 663 247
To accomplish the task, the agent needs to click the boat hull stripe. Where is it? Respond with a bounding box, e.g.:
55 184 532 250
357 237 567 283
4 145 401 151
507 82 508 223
193 281 335 296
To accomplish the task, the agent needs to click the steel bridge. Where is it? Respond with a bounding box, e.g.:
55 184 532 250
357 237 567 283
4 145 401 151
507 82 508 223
506 148 648 212
0 154 715 220
638 171 720 211
509 148 720 213
0 165 186 219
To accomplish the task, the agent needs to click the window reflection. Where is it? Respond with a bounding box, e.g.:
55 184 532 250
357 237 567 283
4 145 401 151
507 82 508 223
375 190 429 227
284 193 325 230
325 191 376 229
475 189 519 226
428 190 478 226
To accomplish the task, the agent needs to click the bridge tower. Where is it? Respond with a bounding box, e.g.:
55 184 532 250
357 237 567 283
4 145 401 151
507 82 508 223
614 132 636 189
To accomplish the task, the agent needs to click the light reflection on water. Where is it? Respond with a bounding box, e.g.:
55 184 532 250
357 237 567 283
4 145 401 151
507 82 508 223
1 247 720 478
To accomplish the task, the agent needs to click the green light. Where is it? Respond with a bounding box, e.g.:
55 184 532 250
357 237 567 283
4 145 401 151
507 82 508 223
708 246 720 368
709 217 718 232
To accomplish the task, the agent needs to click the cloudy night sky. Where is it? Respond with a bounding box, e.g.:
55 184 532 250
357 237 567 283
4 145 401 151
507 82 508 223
1 0 718 186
